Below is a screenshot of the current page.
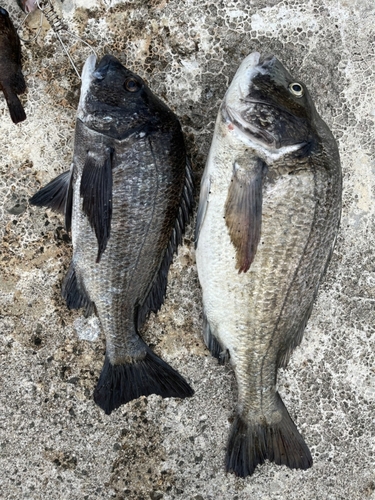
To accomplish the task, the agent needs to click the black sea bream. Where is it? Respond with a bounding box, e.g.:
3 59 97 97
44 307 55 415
0 7 26 124
31 54 194 414
195 52 342 477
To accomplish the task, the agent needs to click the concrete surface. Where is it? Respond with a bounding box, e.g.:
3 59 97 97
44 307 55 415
0 0 374 499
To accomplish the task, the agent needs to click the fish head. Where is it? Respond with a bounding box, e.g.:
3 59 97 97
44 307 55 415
223 52 318 153
78 54 175 140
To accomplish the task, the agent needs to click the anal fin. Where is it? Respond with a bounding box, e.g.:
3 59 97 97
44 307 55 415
224 156 266 273
203 313 229 365
61 262 94 316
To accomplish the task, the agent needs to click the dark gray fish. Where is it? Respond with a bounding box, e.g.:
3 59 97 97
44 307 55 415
30 54 194 414
0 7 26 124
195 52 342 477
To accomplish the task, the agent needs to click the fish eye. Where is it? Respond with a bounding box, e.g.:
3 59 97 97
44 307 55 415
0 7 8 16
124 77 141 93
289 82 304 97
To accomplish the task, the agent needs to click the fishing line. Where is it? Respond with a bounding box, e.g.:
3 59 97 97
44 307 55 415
18 0 97 79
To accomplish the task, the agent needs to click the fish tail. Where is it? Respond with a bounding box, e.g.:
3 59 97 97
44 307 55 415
4 91 26 124
226 393 312 477
94 350 194 415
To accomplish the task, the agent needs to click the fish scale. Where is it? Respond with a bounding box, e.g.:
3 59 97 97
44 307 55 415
72 130 181 362
196 52 341 477
30 54 194 414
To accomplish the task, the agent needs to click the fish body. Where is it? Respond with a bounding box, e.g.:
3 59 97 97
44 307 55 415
0 7 26 124
195 53 342 476
30 54 194 414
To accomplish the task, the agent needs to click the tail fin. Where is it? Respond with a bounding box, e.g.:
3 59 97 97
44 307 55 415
5 92 26 124
94 350 194 415
226 393 312 477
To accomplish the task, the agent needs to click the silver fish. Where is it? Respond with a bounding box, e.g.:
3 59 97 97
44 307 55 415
30 54 194 414
195 52 342 477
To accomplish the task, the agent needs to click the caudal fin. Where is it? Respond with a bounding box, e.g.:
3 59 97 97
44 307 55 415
94 351 194 415
226 393 312 477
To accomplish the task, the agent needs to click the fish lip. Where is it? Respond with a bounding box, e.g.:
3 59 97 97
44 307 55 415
92 55 121 80
77 54 97 120
258 54 277 68
92 55 114 80
241 51 261 68
81 53 97 81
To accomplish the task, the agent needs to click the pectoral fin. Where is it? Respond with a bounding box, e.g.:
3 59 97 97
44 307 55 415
29 169 72 215
80 149 113 263
224 157 265 273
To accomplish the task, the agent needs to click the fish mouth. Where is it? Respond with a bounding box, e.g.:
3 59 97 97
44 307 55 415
77 54 127 122
257 54 277 69
77 54 97 120
92 55 121 80
81 53 97 80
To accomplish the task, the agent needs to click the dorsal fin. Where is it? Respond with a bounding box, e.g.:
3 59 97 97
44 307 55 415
80 149 113 263
137 157 194 329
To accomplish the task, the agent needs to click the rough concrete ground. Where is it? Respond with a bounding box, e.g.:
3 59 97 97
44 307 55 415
0 0 374 498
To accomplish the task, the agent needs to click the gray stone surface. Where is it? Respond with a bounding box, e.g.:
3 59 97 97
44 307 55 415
0 0 374 498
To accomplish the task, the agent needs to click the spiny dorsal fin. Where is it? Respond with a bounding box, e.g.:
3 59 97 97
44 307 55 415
137 157 194 329
80 149 113 263
224 157 266 273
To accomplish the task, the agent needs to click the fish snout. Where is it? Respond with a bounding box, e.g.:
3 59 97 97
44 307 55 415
258 54 277 69
93 55 122 80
